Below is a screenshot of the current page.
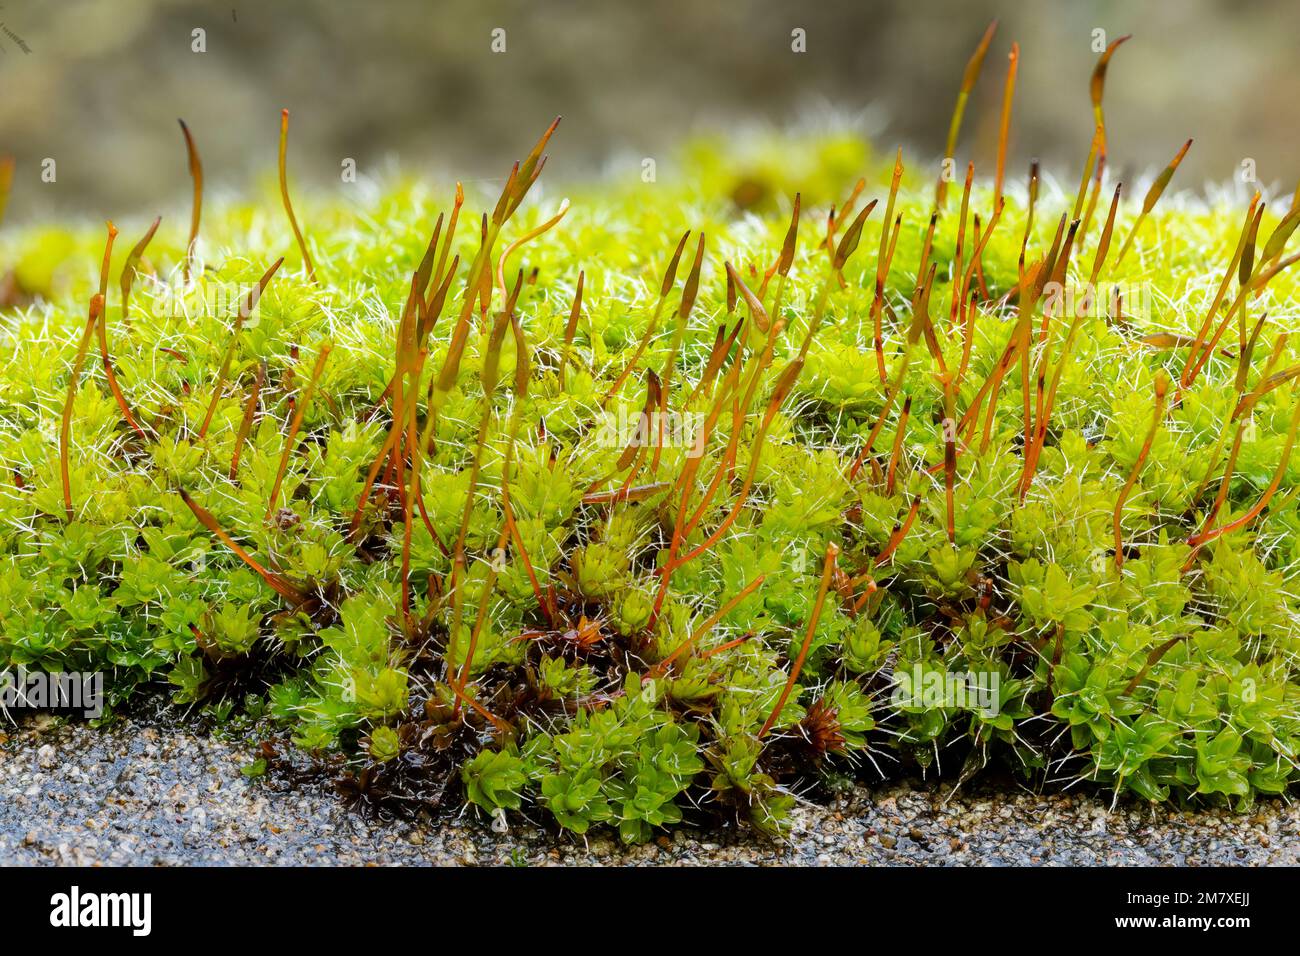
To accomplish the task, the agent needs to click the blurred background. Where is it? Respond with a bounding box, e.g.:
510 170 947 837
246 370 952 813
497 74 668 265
1 0 1298 221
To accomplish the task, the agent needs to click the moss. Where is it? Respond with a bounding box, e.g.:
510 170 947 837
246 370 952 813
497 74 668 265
4 31 1300 840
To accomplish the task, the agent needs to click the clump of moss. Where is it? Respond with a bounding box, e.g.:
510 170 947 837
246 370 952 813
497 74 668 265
4 26 1300 842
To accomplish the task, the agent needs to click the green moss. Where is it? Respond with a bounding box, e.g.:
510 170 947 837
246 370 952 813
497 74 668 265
3 110 1300 842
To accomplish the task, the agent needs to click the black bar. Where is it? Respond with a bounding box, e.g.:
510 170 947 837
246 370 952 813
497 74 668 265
0 865 1278 943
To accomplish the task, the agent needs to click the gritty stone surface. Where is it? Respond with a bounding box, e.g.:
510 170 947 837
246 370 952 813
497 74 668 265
1 718 1295 865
